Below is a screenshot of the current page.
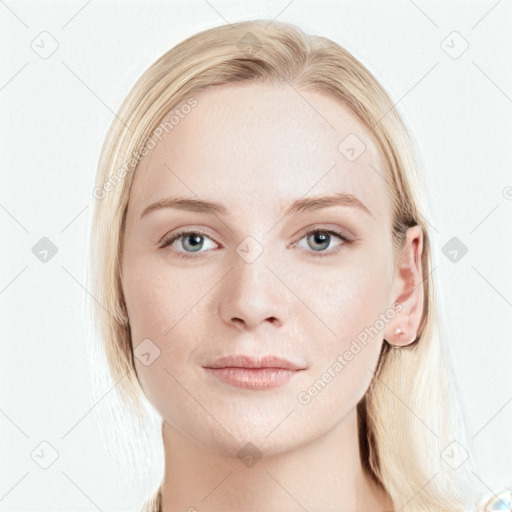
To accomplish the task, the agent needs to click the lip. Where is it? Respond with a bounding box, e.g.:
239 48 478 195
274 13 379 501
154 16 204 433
203 355 306 390
205 355 305 370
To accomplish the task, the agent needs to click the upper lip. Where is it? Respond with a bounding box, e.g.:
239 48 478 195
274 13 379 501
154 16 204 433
204 355 305 371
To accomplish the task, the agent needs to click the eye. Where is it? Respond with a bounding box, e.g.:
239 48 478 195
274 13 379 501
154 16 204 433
159 227 352 259
294 228 351 258
159 229 219 257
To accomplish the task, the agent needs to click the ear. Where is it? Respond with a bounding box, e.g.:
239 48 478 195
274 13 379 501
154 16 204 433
384 225 424 347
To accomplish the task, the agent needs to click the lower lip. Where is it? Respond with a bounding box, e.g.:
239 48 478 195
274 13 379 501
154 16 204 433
205 367 300 389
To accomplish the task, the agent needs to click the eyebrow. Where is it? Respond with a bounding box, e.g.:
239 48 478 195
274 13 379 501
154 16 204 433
140 192 374 220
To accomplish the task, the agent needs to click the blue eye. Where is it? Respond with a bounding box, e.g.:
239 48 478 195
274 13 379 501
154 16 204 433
159 230 218 255
295 229 350 258
159 228 351 258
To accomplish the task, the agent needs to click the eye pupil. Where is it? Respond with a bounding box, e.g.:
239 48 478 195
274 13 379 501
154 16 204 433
308 232 330 251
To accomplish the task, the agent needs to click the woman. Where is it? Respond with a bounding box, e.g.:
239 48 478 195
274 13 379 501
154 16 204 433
90 19 483 511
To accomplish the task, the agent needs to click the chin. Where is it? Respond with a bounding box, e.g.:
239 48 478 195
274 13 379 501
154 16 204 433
176 415 306 461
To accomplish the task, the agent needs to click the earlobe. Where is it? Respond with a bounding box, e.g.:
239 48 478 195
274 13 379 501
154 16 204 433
384 225 424 347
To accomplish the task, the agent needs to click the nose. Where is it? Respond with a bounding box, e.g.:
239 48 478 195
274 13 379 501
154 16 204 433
218 250 290 331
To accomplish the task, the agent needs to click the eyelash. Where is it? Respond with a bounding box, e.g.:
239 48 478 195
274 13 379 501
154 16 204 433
159 227 352 259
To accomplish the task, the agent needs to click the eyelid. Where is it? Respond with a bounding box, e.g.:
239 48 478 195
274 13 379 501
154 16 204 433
291 223 354 244
158 226 220 247
159 223 233 252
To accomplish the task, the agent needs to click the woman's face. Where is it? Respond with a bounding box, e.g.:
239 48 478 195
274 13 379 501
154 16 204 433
122 83 398 456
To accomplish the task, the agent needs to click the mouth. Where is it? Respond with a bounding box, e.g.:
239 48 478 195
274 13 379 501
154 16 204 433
203 355 306 390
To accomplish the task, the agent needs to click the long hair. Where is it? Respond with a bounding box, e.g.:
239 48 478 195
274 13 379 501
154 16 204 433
89 19 480 511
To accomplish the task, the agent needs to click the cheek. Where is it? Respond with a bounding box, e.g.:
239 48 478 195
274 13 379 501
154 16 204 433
122 253 225 383
123 253 199 340
292 247 392 337
292 252 393 399
121 255 195 381
123 256 205 418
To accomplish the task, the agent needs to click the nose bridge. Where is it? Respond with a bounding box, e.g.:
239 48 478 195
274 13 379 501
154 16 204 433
219 237 289 330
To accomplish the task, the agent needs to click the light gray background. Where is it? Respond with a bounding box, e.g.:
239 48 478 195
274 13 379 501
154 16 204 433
1 0 511 510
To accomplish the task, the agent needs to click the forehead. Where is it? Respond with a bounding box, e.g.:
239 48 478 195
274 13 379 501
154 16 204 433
128 83 392 225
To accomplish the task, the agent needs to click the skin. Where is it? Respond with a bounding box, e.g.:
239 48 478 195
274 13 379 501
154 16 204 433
121 83 424 511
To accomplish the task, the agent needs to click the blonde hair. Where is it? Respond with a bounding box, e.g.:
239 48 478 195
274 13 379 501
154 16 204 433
90 19 480 511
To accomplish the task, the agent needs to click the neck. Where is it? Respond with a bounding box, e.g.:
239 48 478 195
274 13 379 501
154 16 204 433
160 407 394 511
